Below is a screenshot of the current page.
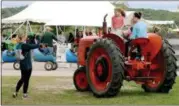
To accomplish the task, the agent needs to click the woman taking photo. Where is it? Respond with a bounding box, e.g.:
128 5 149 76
12 35 42 99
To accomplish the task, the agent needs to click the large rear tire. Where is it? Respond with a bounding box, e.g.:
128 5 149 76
142 39 177 93
86 38 125 97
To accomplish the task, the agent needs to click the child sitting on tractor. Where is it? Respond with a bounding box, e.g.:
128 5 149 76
111 8 126 37
123 12 148 58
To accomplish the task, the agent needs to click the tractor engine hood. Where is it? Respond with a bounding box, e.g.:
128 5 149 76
80 36 100 45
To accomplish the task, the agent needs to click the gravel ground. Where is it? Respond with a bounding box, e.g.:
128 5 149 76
1 39 179 77
1 62 179 76
1 62 77 77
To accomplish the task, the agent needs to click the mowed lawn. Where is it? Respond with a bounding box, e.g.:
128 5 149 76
2 76 179 105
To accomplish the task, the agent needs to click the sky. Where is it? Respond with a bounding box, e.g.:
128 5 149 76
1 1 179 11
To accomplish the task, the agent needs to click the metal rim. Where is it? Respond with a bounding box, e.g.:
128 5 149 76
75 71 88 89
88 47 112 91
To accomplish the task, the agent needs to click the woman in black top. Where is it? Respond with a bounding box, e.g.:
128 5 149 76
13 35 42 99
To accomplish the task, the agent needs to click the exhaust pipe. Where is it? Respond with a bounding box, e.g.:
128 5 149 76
103 14 108 35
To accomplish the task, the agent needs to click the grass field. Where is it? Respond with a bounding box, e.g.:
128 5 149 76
2 76 179 105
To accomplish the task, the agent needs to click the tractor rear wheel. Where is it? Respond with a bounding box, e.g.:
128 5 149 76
142 39 177 93
86 38 125 97
73 67 90 91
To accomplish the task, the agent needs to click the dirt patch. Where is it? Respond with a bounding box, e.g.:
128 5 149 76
34 77 74 94
2 84 16 88
122 85 139 90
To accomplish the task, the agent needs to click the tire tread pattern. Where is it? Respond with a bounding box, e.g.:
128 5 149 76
142 39 177 93
86 38 125 97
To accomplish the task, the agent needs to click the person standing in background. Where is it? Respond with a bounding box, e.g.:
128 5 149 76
41 27 58 56
68 32 75 43
97 28 103 37
11 34 18 45
26 32 36 44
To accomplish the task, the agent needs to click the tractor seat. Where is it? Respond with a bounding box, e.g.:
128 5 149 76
130 38 149 47
128 38 149 58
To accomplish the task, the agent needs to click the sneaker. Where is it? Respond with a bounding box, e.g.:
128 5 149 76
12 92 17 98
22 94 28 99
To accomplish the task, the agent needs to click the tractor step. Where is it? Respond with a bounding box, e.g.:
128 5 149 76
125 61 151 66
134 77 157 79
133 77 157 80
125 76 157 81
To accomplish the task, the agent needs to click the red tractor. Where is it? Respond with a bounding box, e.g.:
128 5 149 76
73 15 177 97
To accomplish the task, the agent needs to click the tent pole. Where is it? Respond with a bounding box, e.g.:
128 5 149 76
59 26 63 35
26 21 28 35
59 26 63 32
75 26 77 38
175 23 179 29
40 25 42 32
43 25 46 32
83 26 86 37
56 25 59 36
28 21 33 32
8 21 26 40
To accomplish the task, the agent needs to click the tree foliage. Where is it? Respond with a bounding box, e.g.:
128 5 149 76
1 6 27 19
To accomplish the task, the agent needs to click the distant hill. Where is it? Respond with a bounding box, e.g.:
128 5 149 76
127 8 179 25
114 4 179 26
1 6 27 19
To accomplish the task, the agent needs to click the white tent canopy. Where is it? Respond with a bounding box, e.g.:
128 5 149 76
2 1 175 28
2 1 115 24
2 1 136 27
45 11 135 27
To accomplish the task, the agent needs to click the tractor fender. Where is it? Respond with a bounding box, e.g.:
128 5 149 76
143 33 163 61
103 34 125 54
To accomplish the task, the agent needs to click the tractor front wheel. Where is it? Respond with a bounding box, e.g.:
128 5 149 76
142 39 177 93
73 67 90 91
86 38 125 97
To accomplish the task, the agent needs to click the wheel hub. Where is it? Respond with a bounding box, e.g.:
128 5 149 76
15 64 19 67
46 63 52 69
94 56 109 82
75 71 88 89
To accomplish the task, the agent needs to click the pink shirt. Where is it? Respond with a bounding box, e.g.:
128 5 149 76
112 16 124 29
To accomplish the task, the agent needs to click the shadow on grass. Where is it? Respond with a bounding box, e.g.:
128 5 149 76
119 90 151 97
64 89 155 98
